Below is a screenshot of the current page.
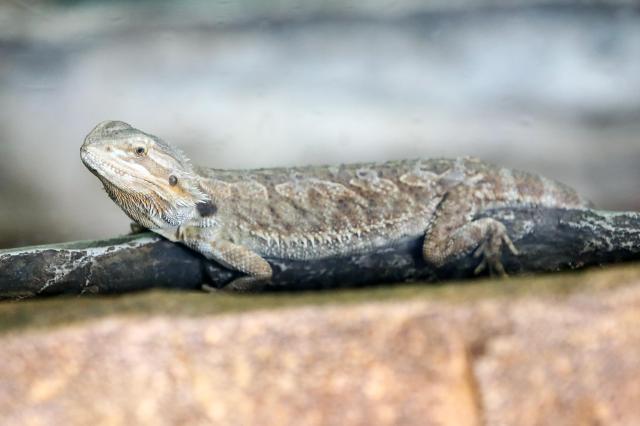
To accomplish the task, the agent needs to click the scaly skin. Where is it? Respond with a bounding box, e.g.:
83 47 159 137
81 121 592 288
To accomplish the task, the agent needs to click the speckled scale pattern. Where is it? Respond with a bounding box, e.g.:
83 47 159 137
194 157 589 261
81 121 592 286
195 159 449 259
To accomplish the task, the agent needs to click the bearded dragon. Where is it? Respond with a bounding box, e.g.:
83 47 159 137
80 121 591 289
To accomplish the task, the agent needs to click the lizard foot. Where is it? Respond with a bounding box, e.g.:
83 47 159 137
473 221 519 276
224 275 272 292
201 276 271 293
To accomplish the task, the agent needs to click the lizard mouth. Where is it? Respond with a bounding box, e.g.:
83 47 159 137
80 149 131 181
80 148 173 201
80 149 100 175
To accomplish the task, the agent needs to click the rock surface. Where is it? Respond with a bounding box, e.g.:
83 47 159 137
2 265 640 425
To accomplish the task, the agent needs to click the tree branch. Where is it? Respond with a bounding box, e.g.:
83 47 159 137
1 207 639 299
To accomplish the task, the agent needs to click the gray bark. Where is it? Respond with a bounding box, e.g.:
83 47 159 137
1 207 639 299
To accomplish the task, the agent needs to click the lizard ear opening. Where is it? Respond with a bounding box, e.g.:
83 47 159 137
166 172 210 209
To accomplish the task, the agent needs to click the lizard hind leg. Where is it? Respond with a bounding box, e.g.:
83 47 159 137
423 216 519 277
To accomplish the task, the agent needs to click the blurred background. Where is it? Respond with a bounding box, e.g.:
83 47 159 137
0 0 639 248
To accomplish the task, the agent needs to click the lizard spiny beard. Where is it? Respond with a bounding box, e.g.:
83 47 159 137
101 179 191 229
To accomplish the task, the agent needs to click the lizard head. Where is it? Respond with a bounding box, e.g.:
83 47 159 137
81 120 208 228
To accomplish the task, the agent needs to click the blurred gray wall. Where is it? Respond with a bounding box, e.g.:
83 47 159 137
1 0 639 247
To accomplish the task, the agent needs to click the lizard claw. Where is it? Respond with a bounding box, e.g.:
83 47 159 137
473 241 488 259
503 233 519 256
472 222 518 277
474 258 488 275
473 255 508 277
473 247 507 276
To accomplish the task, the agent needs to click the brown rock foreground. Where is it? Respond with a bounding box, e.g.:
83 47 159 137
2 266 640 426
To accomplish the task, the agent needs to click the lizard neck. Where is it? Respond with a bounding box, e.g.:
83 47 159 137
101 178 201 229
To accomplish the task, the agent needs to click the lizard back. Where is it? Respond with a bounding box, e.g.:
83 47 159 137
196 158 451 259
194 157 589 259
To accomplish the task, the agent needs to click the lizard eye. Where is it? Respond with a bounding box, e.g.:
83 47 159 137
135 146 146 156
169 175 178 186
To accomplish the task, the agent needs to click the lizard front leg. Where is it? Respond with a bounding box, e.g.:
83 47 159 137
179 227 273 291
423 201 519 276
